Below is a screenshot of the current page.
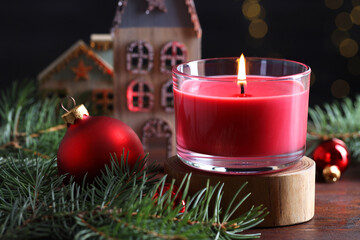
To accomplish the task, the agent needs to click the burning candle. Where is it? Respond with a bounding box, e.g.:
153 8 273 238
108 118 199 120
172 56 311 174
237 54 246 95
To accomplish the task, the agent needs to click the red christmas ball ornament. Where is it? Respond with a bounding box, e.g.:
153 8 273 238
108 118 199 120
57 102 144 183
153 183 186 213
312 138 350 183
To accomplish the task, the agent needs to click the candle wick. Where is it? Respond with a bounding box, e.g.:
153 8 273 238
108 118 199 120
240 83 245 95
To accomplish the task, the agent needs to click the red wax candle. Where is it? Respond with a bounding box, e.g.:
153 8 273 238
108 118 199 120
172 57 311 174
174 77 309 157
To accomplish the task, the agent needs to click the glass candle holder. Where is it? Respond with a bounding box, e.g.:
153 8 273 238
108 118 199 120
172 57 311 174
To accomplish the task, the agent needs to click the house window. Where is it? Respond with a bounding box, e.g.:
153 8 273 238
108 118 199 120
92 89 114 114
160 41 187 73
161 79 174 112
126 40 154 74
142 118 172 168
127 79 154 112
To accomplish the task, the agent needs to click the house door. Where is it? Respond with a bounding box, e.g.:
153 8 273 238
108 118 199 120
142 118 172 168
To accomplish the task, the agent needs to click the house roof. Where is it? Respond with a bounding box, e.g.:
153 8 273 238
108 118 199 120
38 40 113 82
111 0 202 38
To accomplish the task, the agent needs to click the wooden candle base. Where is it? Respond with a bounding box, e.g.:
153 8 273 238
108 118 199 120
164 156 315 227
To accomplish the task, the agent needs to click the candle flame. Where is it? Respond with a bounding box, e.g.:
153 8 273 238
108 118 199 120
237 54 246 85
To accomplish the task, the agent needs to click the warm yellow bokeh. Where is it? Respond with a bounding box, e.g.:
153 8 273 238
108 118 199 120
352 0 360 6
335 12 353 31
339 38 359 57
249 19 268 39
331 79 350 98
325 0 344 10
242 0 261 20
350 6 360 25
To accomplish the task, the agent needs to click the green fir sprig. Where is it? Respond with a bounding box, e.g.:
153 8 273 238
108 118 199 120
307 96 360 161
0 81 267 239
0 154 267 239
0 80 65 156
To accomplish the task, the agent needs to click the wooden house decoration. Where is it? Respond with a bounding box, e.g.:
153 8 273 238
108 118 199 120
38 40 114 115
38 0 202 168
111 0 202 167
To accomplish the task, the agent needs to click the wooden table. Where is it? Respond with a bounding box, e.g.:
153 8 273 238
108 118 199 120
247 164 360 239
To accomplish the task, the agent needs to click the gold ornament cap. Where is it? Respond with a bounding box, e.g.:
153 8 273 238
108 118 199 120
61 97 89 125
322 165 341 183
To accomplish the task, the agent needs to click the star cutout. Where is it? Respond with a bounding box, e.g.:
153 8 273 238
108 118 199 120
71 60 93 81
145 0 167 14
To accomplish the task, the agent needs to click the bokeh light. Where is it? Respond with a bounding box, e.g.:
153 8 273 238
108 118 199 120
249 19 268 39
335 12 353 31
325 0 344 10
331 79 350 98
347 56 360 75
242 0 267 40
242 0 261 20
331 29 350 46
352 0 360 7
350 6 360 25
339 38 359 57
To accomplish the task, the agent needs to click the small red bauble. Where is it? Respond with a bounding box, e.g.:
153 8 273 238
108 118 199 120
57 104 144 183
153 183 186 213
312 138 350 182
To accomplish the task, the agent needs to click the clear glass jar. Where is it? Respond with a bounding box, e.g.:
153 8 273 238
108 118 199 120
173 57 311 174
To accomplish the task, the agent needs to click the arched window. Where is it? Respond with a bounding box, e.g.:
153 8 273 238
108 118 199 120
161 79 174 112
127 79 154 112
142 118 172 168
160 41 187 73
92 89 114 114
126 40 154 74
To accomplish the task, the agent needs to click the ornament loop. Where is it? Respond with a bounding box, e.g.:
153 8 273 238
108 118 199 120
61 96 76 113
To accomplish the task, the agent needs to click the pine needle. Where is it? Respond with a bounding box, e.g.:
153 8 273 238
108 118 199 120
0 81 266 239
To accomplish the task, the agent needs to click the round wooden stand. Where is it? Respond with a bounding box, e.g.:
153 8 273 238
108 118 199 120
164 156 315 227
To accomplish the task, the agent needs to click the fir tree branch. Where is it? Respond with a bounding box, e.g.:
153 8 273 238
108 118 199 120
308 131 360 141
307 96 360 161
0 153 266 239
0 81 65 156
0 81 266 239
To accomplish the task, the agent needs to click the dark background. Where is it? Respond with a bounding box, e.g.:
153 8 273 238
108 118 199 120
1 0 359 106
